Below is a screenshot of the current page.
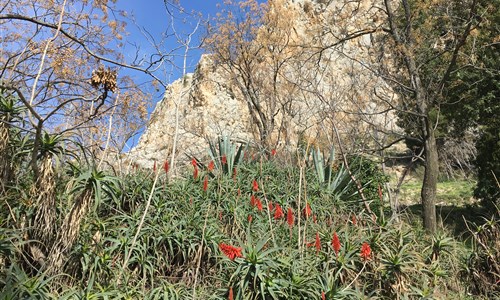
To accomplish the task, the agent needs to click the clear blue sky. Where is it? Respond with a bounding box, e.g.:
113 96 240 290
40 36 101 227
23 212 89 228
115 0 267 149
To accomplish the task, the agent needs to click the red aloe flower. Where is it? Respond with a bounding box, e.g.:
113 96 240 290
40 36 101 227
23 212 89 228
255 198 263 211
203 176 208 192
228 286 234 300
193 166 199 180
271 149 277 156
247 214 253 223
274 203 284 220
331 232 341 255
191 158 197 167
219 243 243 261
163 160 169 173
208 161 215 172
250 195 256 207
252 179 259 192
315 232 321 253
321 291 326 300
360 242 371 261
287 207 294 228
268 201 274 211
221 155 227 165
303 203 312 219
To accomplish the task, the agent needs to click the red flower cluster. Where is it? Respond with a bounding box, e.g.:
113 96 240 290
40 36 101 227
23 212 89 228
274 203 284 220
203 176 208 192
221 155 227 165
256 199 263 211
321 291 326 300
361 242 371 260
303 203 312 219
331 232 341 255
219 243 243 261
250 195 262 211
191 158 198 179
252 179 259 191
271 149 277 156
163 160 169 173
315 232 321 253
208 161 215 172
287 207 294 228
228 286 234 300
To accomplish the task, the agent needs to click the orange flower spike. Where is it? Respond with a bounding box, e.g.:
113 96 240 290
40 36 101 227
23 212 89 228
331 232 341 255
287 207 294 228
256 198 263 212
250 195 256 207
191 158 197 167
208 161 215 172
321 291 326 300
219 243 243 261
252 179 259 192
274 203 284 220
271 149 277 156
221 155 227 165
268 201 274 211
247 214 253 223
193 166 199 180
315 232 321 253
163 160 169 173
203 176 208 192
361 242 372 261
228 286 234 300
303 203 312 219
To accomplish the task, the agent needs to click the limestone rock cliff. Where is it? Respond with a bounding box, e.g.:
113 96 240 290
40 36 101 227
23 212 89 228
129 0 399 169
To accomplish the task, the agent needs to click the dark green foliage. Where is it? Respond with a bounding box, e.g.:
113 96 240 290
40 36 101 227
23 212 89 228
443 1 500 207
346 156 389 205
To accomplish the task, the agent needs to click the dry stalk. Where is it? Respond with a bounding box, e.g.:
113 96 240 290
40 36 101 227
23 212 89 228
33 154 57 249
47 188 93 274
28 0 68 108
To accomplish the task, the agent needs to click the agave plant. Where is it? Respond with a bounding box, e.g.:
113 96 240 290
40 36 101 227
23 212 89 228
311 146 335 185
206 136 248 177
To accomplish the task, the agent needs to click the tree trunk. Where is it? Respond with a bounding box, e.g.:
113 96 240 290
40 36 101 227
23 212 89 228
421 121 438 233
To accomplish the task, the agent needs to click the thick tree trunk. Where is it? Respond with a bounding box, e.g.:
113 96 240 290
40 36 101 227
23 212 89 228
421 121 438 233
